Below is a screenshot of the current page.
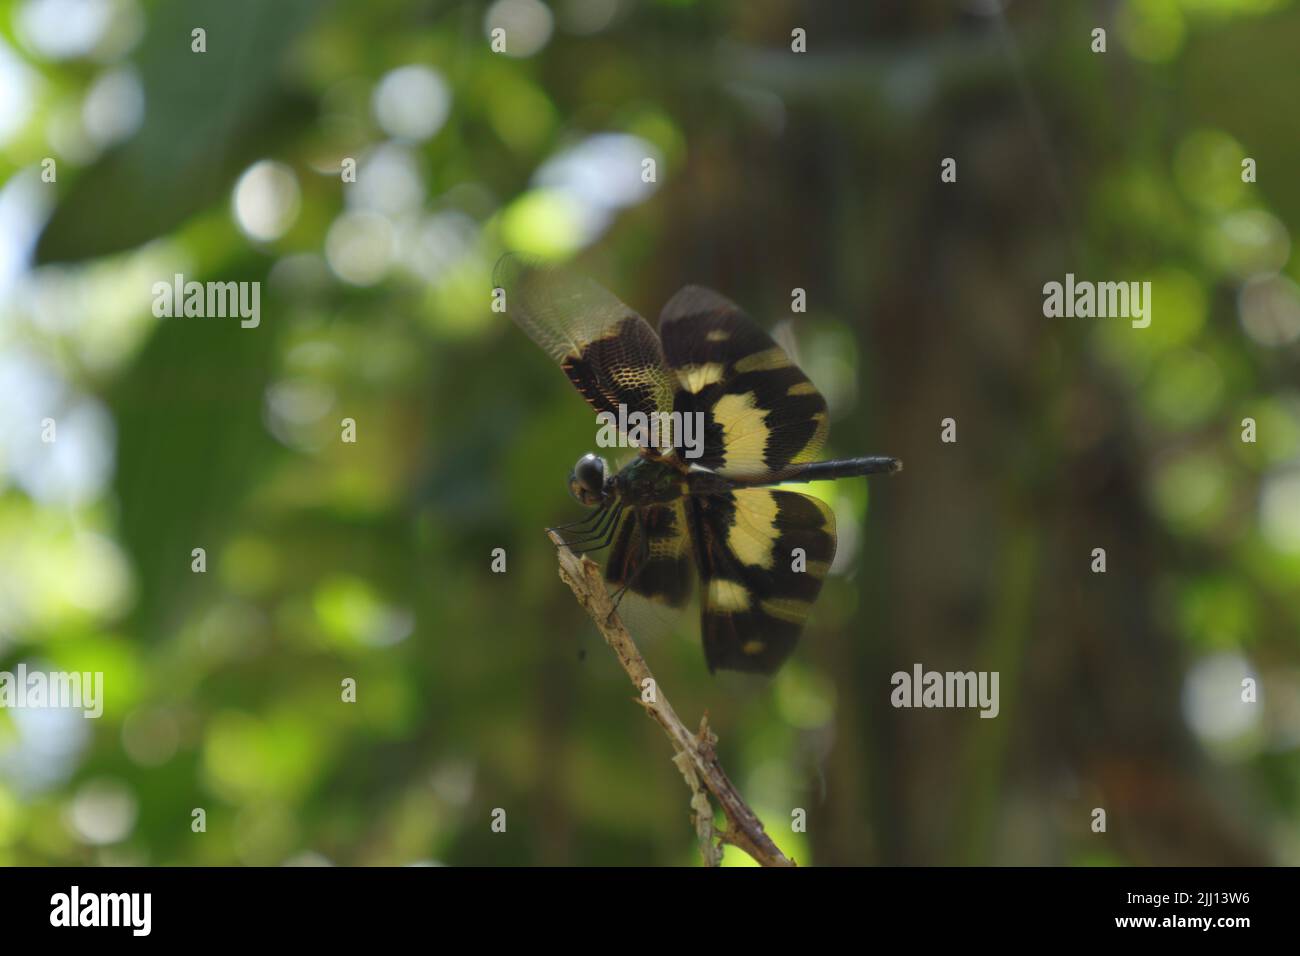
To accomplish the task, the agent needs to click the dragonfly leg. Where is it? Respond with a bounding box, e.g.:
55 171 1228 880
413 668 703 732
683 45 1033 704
547 504 608 535
568 504 624 554
558 501 619 546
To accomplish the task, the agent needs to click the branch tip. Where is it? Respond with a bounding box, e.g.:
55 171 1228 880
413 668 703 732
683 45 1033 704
548 530 795 867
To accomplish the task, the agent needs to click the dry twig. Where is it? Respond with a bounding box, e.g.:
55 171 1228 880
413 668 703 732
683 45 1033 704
549 531 796 867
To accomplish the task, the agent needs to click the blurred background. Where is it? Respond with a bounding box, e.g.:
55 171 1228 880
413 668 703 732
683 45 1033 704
0 0 1298 866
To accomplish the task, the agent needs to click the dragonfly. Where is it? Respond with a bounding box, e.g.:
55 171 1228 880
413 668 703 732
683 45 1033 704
499 255 900 675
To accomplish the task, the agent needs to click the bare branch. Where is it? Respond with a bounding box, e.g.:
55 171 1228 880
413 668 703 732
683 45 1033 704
549 531 796 867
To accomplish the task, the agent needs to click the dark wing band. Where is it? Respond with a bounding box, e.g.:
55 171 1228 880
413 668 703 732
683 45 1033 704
605 500 695 609
692 488 836 674
659 286 828 479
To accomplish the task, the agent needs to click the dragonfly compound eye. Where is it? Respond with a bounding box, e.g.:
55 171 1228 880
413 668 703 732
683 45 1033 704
568 453 606 505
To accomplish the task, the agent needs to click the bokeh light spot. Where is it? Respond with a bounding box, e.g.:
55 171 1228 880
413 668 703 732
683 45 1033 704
233 160 302 243
371 65 450 142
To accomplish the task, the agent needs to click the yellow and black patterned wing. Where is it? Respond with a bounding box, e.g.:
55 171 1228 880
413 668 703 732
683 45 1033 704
659 287 827 479
497 255 678 449
692 488 836 674
604 500 695 608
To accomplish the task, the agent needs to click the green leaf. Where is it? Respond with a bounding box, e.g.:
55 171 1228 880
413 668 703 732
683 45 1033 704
35 0 325 263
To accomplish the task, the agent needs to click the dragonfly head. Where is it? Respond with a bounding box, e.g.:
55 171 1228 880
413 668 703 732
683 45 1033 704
568 453 611 507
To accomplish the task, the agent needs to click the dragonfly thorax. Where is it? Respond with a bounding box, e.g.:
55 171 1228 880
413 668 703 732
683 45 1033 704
613 455 687 507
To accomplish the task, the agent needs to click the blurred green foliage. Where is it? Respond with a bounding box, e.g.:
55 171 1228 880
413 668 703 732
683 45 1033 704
0 0 1297 866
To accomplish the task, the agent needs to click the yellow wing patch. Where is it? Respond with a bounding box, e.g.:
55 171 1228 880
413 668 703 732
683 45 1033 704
676 362 727 394
726 489 780 570
707 578 751 612
712 391 770 473
733 347 792 374
760 597 814 625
